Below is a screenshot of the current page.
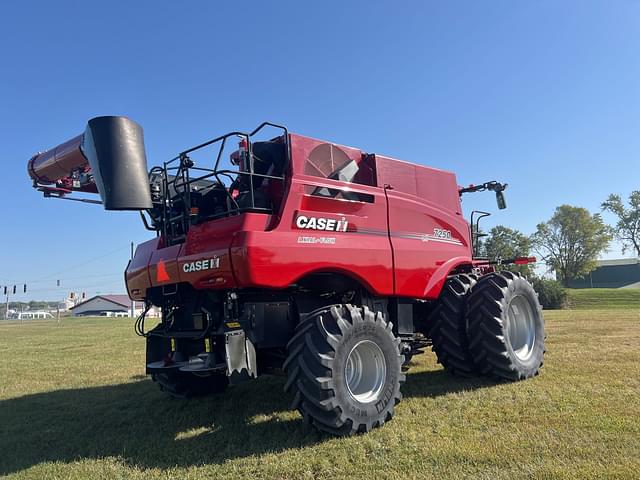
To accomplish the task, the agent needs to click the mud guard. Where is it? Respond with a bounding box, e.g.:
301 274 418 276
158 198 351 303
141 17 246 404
422 256 473 300
225 330 257 384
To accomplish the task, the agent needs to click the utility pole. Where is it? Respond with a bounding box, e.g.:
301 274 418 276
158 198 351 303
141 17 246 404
21 282 25 325
56 279 61 326
4 290 9 321
131 242 135 318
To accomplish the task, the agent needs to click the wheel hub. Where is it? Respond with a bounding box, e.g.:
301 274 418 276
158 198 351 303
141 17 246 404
344 340 386 403
506 295 536 361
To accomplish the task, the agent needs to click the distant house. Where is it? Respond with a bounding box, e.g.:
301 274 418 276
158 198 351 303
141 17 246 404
70 294 160 318
70 295 134 317
568 258 640 289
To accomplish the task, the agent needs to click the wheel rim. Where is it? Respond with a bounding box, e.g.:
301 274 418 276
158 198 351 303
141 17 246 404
344 340 386 404
506 295 536 361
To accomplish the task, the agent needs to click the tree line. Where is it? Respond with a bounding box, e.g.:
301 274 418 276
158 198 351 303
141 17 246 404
481 189 639 288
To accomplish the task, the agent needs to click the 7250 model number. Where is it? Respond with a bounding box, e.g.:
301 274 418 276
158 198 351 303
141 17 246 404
433 228 452 239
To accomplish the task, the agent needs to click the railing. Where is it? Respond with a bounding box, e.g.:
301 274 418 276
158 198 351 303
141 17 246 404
470 210 491 258
151 123 290 245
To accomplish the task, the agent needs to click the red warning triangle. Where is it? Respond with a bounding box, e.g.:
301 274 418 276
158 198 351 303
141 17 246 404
156 259 170 282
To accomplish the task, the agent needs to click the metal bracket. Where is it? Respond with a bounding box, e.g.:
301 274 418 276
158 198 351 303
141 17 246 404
224 329 257 384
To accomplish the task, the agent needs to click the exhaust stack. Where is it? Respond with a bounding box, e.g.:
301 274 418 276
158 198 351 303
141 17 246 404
28 116 152 211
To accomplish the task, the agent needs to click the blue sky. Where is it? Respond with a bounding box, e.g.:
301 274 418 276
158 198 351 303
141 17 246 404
1 1 639 301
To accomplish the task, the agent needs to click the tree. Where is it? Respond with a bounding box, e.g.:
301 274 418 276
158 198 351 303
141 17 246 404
601 190 640 256
483 225 532 275
530 205 612 286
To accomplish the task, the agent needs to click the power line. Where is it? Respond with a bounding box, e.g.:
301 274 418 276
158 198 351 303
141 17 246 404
2 244 130 285
12 280 125 294
4 273 124 286
37 244 131 281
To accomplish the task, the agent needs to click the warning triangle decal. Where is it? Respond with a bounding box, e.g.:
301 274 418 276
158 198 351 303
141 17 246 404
157 259 170 282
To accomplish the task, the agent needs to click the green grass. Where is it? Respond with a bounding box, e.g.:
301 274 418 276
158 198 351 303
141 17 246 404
1 310 639 479
566 288 640 309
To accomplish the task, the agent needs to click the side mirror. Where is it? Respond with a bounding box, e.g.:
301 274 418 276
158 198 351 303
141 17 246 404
496 191 507 210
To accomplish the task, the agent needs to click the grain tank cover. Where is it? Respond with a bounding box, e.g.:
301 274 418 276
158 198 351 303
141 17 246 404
82 116 152 210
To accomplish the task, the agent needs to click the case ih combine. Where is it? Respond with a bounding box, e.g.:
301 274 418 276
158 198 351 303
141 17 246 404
28 116 544 435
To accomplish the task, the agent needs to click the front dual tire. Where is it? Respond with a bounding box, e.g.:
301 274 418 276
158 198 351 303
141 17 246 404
429 271 545 381
467 271 545 380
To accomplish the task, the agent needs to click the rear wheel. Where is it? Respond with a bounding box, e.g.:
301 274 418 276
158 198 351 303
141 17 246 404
284 304 404 436
467 272 545 380
427 274 478 376
152 371 229 398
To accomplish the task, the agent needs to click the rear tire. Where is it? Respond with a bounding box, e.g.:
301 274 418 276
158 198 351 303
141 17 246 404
152 371 229 398
284 304 404 436
467 272 545 380
427 274 478 376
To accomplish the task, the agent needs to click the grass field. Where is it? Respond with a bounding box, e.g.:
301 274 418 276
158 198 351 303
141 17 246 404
1 308 639 479
566 288 640 310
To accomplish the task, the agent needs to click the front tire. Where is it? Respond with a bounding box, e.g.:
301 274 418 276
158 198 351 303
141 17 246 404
284 304 404 436
427 274 478 376
467 272 545 380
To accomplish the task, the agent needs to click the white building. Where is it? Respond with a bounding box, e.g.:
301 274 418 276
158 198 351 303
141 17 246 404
70 294 158 317
8 311 54 320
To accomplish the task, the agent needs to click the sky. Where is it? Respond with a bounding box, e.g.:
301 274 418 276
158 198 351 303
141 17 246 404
1 1 639 301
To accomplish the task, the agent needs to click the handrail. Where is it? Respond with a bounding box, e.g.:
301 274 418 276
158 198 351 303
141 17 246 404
153 122 290 245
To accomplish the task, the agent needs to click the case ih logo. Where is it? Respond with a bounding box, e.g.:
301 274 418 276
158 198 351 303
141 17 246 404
182 257 220 273
295 215 348 232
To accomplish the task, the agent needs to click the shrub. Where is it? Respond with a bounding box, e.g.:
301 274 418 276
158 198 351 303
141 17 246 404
530 277 567 309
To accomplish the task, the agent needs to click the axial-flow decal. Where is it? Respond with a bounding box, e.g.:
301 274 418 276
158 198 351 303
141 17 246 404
297 236 337 245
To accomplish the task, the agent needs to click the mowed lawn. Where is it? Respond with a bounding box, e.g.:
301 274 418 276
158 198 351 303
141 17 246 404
1 308 639 479
566 288 640 310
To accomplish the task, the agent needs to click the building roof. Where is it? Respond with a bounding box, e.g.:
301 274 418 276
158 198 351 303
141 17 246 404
70 294 131 310
597 258 640 267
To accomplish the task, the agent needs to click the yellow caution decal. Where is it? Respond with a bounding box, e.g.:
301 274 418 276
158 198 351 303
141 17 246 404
225 321 241 329
205 338 211 353
170 338 176 352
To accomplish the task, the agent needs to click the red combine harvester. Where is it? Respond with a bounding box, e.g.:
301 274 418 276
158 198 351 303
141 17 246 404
29 116 544 435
